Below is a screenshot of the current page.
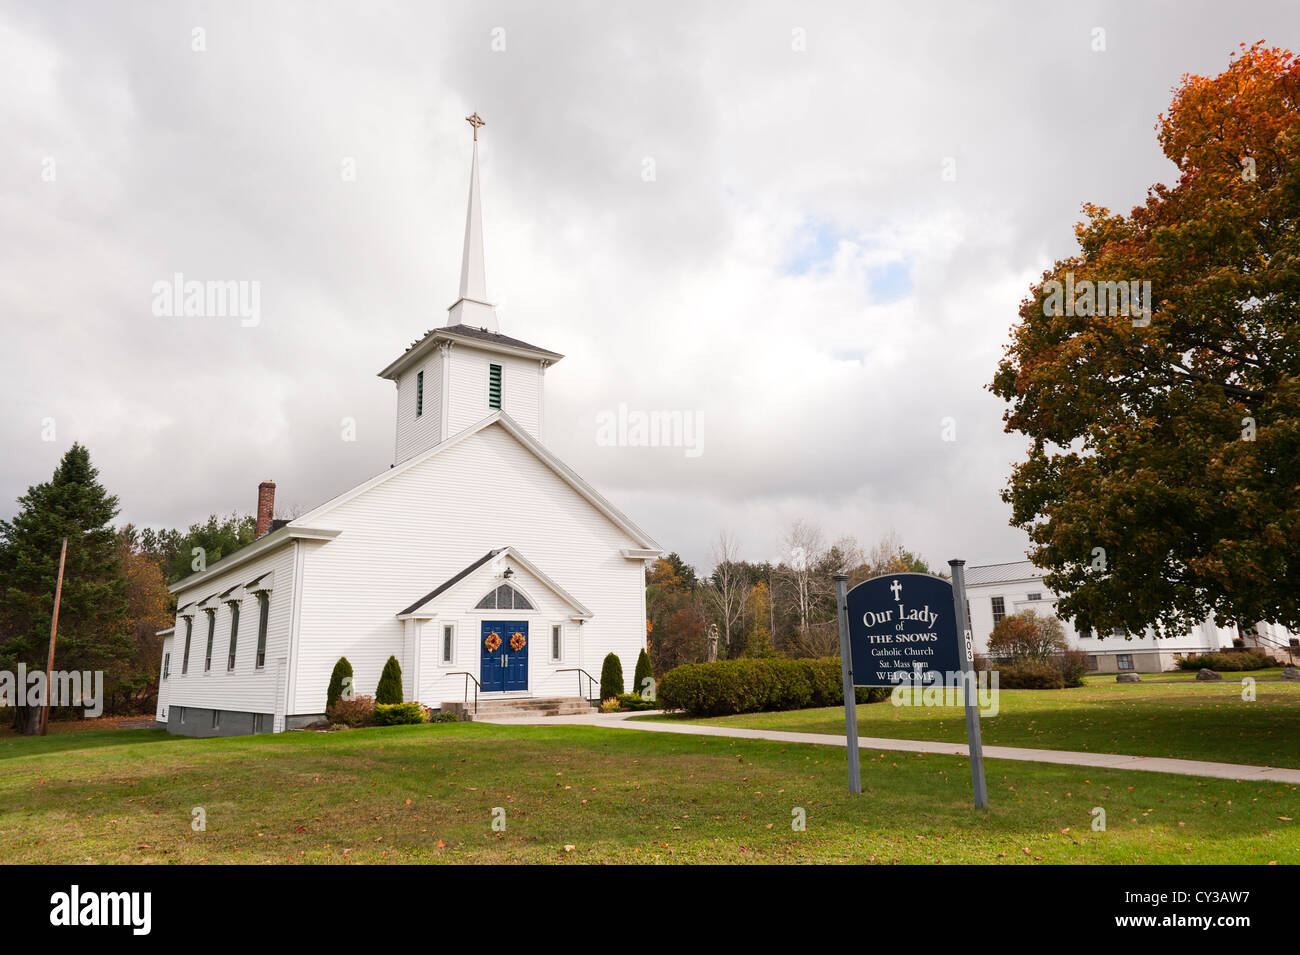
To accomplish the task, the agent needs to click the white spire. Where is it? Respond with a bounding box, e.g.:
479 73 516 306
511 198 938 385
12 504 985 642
447 113 498 332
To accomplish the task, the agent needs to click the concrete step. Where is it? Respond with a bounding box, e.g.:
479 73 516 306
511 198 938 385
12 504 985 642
443 697 595 721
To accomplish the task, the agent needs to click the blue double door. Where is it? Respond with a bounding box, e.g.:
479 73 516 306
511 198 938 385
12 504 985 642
480 621 529 692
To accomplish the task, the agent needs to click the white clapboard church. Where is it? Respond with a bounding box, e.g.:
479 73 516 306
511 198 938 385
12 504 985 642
155 117 661 735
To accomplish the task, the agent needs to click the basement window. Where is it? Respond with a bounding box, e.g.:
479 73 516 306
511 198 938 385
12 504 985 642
1116 654 1134 671
488 364 502 409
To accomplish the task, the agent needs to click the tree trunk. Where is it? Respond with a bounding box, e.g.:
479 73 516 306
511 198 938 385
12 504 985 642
12 704 40 736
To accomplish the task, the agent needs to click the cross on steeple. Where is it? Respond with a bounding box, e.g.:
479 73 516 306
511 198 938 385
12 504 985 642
466 112 485 140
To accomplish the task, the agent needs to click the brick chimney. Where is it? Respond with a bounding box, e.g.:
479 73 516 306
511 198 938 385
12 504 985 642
256 481 276 538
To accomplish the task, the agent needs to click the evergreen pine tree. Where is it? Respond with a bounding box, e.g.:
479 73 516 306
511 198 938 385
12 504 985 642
0 444 131 733
327 657 353 710
632 648 653 699
375 655 403 704
599 652 624 700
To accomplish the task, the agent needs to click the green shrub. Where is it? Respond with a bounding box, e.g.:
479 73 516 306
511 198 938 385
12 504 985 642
632 648 654 699
995 662 1064 689
1056 650 1091 687
327 694 375 727
428 710 461 723
657 657 888 717
327 657 353 710
600 652 625 700
376 655 404 704
374 701 425 725
614 693 656 711
1178 650 1272 672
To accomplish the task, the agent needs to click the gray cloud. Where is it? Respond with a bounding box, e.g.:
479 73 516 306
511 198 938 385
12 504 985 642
2 0 1292 572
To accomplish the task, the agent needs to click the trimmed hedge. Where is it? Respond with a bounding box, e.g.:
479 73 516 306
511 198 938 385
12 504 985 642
374 702 426 725
657 657 889 717
995 662 1064 689
600 652 625 700
1178 650 1273 672
376 655 404 704
614 693 656 712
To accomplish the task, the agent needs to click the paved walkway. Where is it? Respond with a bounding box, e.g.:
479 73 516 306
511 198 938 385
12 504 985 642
477 711 1300 784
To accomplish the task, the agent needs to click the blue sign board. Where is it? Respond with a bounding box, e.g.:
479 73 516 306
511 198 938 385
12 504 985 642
845 573 965 687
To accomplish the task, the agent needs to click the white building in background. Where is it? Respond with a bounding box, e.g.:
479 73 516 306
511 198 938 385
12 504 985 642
964 560 1298 674
154 119 660 736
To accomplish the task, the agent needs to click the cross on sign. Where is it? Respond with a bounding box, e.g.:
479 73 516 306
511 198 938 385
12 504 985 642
890 579 902 601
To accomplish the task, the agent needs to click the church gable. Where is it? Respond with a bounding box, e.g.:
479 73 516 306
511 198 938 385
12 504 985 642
292 412 658 554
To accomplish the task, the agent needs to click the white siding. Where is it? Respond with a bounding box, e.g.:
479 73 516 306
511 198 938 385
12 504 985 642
292 421 646 712
394 353 443 464
446 346 542 441
965 574 1245 663
165 542 297 717
155 633 174 721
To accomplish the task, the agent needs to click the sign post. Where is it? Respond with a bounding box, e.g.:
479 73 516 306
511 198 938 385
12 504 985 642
834 574 861 794
840 564 989 809
948 559 988 809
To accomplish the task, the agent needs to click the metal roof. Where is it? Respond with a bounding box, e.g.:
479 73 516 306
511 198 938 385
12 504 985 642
963 560 1040 587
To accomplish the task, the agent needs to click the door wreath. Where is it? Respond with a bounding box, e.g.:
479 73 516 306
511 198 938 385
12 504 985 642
510 631 527 651
484 631 502 652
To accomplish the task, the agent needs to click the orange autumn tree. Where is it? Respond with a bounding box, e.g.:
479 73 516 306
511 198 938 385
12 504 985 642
991 43 1300 637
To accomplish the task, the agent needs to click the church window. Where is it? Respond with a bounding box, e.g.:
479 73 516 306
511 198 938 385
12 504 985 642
227 602 240 670
489 364 502 409
182 617 193 674
255 593 269 668
442 624 455 664
204 609 216 672
474 584 533 610
163 653 170 679
416 370 424 417
990 596 1005 627
551 624 563 661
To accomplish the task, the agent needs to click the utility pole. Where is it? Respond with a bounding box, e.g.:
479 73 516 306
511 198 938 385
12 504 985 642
39 537 67 737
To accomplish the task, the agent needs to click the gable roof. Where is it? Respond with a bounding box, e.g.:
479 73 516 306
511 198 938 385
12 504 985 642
397 545 594 619
398 548 504 615
290 410 661 552
378 324 564 381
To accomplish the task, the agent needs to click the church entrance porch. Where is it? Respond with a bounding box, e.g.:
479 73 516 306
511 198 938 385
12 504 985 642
480 620 529 692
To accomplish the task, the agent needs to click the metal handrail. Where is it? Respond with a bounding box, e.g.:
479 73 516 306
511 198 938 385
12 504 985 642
445 671 480 715
556 667 600 701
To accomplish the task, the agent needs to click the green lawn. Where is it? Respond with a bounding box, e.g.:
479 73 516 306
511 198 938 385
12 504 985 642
639 680 1300 769
0 722 1295 864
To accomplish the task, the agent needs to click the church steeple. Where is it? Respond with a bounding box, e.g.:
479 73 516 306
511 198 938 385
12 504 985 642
447 112 498 333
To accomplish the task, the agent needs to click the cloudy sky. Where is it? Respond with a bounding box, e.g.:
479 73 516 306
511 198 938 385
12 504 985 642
1 1 1292 572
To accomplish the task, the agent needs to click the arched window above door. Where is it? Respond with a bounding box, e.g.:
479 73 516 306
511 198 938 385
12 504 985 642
474 583 534 611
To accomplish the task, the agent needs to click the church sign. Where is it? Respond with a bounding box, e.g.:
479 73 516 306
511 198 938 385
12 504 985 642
833 560 988 808
845 573 965 687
